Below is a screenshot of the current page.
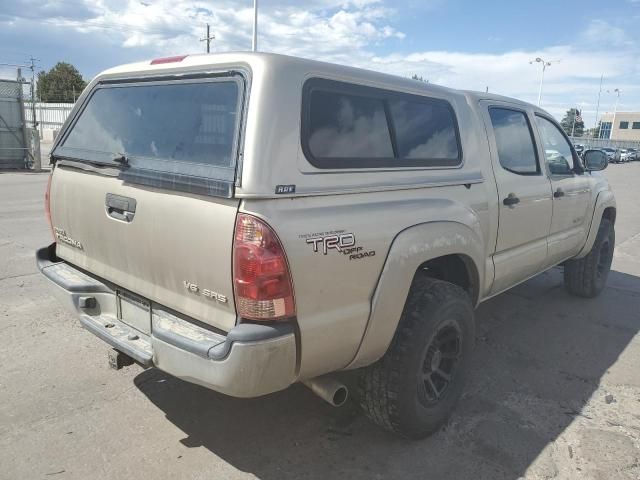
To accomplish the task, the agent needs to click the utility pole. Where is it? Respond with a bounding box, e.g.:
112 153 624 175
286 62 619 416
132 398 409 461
28 56 37 129
252 0 258 52
594 74 603 139
200 23 215 53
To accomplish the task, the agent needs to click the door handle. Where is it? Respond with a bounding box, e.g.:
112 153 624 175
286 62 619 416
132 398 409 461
503 193 520 207
106 193 137 222
553 188 565 198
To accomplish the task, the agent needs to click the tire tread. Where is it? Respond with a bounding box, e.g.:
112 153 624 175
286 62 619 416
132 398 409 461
564 218 613 298
358 275 472 437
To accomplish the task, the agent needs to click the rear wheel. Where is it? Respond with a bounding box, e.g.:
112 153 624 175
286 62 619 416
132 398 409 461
357 275 474 439
564 218 614 298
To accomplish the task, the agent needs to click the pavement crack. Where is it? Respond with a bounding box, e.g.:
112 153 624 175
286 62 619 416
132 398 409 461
0 271 39 282
45 469 65 476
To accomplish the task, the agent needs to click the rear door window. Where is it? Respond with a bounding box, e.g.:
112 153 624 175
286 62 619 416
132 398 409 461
54 76 244 196
489 108 539 175
302 78 462 169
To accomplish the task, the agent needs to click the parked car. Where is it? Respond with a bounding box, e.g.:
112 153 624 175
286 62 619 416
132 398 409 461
602 147 621 163
620 149 630 162
37 52 617 439
625 147 638 161
573 143 585 156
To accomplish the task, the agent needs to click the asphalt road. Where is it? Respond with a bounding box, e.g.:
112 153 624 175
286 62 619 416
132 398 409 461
1 165 639 480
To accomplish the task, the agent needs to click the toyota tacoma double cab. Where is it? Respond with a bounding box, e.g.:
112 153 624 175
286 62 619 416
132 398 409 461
38 52 616 438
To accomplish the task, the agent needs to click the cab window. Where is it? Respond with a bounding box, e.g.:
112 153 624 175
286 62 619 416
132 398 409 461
535 116 575 175
488 108 539 175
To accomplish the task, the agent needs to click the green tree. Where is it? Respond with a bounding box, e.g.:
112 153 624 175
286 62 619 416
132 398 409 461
411 74 428 83
560 108 585 137
583 121 602 139
37 62 86 103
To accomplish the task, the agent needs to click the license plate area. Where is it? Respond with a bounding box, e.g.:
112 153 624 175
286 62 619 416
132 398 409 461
117 290 151 335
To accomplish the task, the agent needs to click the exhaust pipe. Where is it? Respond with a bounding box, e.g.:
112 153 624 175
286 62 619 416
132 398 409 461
303 375 348 407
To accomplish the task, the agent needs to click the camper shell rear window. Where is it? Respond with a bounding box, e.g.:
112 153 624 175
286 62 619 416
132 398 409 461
301 78 463 169
53 74 245 197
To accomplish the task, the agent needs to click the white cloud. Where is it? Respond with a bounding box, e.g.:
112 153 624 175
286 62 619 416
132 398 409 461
582 19 635 48
1 2 639 127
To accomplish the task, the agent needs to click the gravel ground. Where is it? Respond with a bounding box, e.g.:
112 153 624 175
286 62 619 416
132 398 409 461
0 164 639 480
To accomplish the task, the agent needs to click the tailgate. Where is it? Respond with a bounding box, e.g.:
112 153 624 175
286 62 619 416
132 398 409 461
51 166 239 331
48 73 245 332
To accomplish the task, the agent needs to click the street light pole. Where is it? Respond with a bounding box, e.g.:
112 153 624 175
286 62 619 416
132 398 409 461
530 57 552 106
608 88 620 140
594 74 603 139
252 0 258 52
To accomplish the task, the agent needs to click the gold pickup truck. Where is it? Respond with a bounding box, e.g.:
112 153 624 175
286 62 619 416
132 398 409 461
38 52 615 438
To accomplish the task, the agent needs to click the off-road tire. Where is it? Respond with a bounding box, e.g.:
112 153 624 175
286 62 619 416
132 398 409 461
564 218 614 298
357 275 475 439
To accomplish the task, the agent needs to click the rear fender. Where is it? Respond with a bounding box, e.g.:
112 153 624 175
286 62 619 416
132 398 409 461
347 221 484 369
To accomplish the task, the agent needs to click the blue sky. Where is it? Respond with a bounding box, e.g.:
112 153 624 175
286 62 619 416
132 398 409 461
1 0 639 126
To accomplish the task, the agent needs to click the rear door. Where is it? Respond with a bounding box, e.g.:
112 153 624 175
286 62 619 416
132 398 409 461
534 115 592 266
49 73 245 332
481 103 553 294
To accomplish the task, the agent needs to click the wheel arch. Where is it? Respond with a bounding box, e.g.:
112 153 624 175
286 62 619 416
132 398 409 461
346 220 485 370
418 253 480 308
575 190 616 259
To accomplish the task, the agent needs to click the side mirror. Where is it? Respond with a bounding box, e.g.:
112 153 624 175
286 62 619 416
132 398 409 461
583 149 608 171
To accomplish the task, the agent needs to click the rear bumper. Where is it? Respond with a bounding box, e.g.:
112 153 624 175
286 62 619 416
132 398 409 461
37 244 298 397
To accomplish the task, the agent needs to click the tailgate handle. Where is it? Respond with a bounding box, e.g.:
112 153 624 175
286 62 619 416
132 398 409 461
106 193 137 223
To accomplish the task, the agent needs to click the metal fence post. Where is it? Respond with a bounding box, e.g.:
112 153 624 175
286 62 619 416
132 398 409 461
32 128 41 170
16 68 33 168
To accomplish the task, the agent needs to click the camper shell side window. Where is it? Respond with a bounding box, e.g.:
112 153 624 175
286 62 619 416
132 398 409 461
301 78 463 169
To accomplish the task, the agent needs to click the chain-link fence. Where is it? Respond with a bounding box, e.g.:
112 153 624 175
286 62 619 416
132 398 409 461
1 63 78 168
569 136 640 150
0 65 40 169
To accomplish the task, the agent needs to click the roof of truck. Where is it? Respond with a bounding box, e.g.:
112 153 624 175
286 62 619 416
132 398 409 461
97 51 539 114
97 51 459 95
463 90 539 111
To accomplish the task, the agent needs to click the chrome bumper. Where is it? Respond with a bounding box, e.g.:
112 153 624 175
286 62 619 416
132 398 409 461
36 244 298 397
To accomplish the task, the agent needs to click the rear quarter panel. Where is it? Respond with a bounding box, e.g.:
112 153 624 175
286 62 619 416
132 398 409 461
239 72 499 379
242 183 492 379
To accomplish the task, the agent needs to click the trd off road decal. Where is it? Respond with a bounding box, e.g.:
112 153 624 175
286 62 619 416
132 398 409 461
300 230 375 261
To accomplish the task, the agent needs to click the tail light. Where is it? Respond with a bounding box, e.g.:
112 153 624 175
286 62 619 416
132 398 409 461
233 213 295 321
45 172 54 241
